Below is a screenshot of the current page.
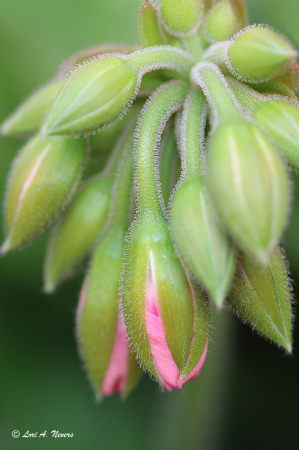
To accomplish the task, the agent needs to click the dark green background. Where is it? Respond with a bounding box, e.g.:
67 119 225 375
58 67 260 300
0 1 299 449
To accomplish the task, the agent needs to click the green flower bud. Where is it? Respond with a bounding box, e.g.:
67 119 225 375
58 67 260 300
171 90 236 306
172 177 236 306
205 0 239 44
227 248 293 352
44 119 137 292
44 175 112 293
1 80 63 137
43 47 195 137
1 134 86 253
159 0 203 37
207 121 290 265
121 214 209 388
253 99 299 169
226 26 297 83
77 141 142 398
139 0 165 47
43 56 139 136
226 77 299 168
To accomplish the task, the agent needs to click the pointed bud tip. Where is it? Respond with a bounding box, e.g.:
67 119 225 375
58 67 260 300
285 341 292 354
43 281 56 294
0 239 12 255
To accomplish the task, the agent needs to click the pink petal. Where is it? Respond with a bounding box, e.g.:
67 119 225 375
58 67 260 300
101 313 129 396
145 271 180 392
176 339 208 389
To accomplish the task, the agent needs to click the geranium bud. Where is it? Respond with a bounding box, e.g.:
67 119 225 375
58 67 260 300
226 26 297 83
226 78 299 168
227 248 293 352
139 1 165 47
252 99 299 169
77 128 142 399
207 121 290 265
1 134 86 253
1 80 63 137
122 81 209 390
204 0 239 44
44 120 137 292
192 63 290 265
172 177 236 306
43 47 195 136
159 0 203 37
171 89 236 306
43 56 139 136
122 216 209 390
44 176 111 292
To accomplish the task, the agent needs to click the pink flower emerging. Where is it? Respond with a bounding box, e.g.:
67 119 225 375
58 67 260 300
102 312 130 396
145 274 208 391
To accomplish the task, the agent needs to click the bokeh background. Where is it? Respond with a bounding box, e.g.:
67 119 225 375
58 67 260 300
0 1 299 449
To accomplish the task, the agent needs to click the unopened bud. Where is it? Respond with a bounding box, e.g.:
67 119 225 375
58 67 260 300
1 80 62 137
122 215 209 390
77 259 141 399
1 134 86 253
226 26 297 83
207 121 290 265
253 99 299 169
43 56 139 136
44 174 112 293
172 177 236 306
227 247 293 352
205 0 239 44
159 0 203 37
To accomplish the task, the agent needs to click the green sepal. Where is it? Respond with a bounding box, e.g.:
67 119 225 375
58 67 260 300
206 121 290 265
43 174 112 293
159 0 203 37
43 56 138 136
2 134 87 253
226 26 297 83
1 80 63 137
226 78 299 169
122 213 195 379
227 247 293 352
172 177 236 306
179 280 210 379
139 1 165 47
253 99 299 169
77 129 140 399
77 231 125 398
204 0 239 44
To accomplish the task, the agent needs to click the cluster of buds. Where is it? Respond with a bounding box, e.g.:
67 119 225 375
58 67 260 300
1 0 297 398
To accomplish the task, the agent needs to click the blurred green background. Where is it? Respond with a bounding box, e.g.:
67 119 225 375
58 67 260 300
1 1 299 449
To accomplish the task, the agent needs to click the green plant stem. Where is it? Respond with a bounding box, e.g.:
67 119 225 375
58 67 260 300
135 81 189 214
